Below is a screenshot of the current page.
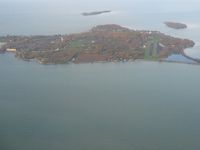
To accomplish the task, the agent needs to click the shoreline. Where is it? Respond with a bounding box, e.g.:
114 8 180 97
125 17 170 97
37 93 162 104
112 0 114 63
181 49 200 63
3 52 199 66
0 24 195 64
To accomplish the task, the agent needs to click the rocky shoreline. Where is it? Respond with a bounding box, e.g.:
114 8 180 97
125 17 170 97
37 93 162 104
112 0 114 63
0 24 195 64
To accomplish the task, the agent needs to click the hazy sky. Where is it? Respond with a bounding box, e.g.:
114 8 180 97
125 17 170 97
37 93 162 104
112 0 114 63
0 0 200 35
0 0 200 14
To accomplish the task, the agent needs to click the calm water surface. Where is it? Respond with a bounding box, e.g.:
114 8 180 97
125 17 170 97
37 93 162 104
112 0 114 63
1 54 200 150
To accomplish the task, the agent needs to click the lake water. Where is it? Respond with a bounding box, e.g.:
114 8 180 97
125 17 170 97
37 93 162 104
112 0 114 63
1 54 200 150
1 0 200 149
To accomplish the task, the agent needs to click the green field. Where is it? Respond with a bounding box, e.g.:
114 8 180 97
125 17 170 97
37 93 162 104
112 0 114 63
144 37 160 60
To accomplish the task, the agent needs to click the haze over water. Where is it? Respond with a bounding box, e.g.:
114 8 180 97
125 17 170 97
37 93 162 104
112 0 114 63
1 0 200 150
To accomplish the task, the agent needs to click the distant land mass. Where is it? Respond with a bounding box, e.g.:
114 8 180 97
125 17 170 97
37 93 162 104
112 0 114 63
0 24 195 64
164 22 187 29
82 10 111 16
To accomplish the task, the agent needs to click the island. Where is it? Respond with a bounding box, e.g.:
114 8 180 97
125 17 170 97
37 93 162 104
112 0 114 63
0 24 195 64
82 10 111 16
164 22 187 29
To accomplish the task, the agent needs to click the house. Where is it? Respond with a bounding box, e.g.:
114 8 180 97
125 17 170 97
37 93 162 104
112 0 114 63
6 48 17 52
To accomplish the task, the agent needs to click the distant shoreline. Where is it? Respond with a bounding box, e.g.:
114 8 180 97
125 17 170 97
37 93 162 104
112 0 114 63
2 52 200 67
82 10 111 16
0 24 195 65
164 21 187 29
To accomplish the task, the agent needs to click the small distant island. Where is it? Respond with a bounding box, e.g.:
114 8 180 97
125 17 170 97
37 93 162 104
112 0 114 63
82 10 111 16
164 22 187 29
0 24 195 64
